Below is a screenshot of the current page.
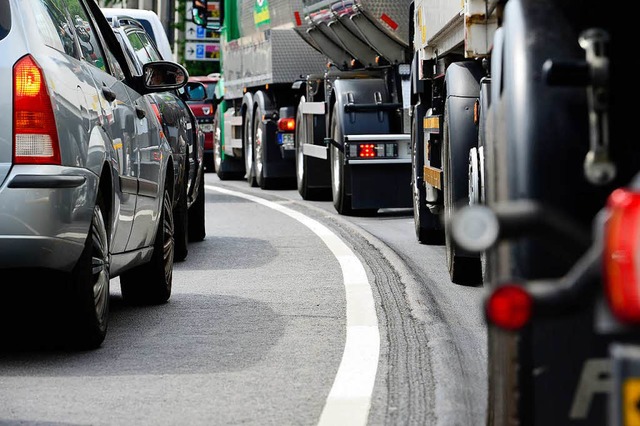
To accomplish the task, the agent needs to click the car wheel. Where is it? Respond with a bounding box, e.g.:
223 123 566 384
188 171 206 242
174 171 189 262
120 186 174 305
66 195 110 349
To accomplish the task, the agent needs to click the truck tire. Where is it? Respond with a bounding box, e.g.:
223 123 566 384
442 103 482 286
329 105 353 215
243 94 258 187
412 104 444 244
120 185 174 305
253 92 275 190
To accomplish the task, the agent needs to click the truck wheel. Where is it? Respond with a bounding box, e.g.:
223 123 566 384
442 105 482 286
244 104 258 187
173 171 189 262
120 186 174 305
65 194 110 349
412 104 444 244
329 107 353 215
253 99 273 190
188 171 206 242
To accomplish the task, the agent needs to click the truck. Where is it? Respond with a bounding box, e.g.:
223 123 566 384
418 0 639 425
193 0 327 190
192 0 640 423
192 0 414 215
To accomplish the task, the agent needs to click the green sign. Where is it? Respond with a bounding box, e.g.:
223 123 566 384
254 0 270 27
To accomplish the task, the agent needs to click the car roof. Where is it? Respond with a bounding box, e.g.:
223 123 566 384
189 75 220 83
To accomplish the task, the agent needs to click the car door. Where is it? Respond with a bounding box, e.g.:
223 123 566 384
129 29 200 205
68 0 138 254
114 28 168 249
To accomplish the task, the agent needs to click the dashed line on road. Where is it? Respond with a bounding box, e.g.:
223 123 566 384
206 184 380 426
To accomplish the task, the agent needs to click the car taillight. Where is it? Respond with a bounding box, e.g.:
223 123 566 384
277 117 295 132
604 188 640 323
13 55 60 165
485 284 533 330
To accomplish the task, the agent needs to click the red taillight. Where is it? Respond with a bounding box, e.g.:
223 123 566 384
604 188 640 323
358 144 377 158
13 55 60 165
485 285 533 330
277 117 295 132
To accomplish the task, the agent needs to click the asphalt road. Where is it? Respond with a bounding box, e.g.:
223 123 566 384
0 173 488 426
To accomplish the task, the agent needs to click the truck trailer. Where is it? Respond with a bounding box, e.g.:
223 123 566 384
193 0 414 215
419 0 639 425
195 0 327 189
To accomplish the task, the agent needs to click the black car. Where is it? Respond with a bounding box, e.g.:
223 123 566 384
107 15 207 261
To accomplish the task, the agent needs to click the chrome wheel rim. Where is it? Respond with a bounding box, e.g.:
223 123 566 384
91 204 110 328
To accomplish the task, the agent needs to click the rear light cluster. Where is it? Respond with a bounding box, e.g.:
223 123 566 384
277 117 295 132
604 188 640 324
347 143 398 159
13 55 60 165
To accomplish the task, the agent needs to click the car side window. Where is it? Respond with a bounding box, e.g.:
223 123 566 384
127 32 154 65
136 31 163 62
62 0 107 71
31 0 78 57
115 31 143 76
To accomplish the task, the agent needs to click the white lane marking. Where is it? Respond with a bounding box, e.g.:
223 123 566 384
206 185 380 426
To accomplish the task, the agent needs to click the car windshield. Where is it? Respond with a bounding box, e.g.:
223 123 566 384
0 0 9 40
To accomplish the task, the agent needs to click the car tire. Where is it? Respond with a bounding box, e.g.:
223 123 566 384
120 186 174 305
188 171 206 242
65 194 110 349
174 170 189 262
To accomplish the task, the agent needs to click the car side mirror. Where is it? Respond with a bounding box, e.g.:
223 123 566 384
143 61 189 91
184 82 207 101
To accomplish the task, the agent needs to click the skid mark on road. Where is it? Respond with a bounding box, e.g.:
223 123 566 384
206 185 380 426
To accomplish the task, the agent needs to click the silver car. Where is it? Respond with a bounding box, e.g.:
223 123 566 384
0 0 188 348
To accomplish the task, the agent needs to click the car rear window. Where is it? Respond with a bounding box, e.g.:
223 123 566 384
0 0 9 41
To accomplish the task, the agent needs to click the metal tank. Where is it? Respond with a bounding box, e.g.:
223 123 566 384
296 0 412 70
221 0 328 100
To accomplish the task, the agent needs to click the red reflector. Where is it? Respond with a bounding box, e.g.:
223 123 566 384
278 117 295 132
604 189 640 323
294 11 302 26
13 55 60 165
485 285 532 330
380 13 399 31
358 144 377 158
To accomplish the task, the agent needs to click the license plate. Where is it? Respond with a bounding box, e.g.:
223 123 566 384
200 123 214 133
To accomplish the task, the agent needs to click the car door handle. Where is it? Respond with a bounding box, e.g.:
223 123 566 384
102 87 116 102
135 107 146 119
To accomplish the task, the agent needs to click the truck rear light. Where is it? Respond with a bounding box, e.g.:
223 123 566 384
485 284 533 330
348 143 398 159
13 55 60 165
604 188 640 323
277 117 295 132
